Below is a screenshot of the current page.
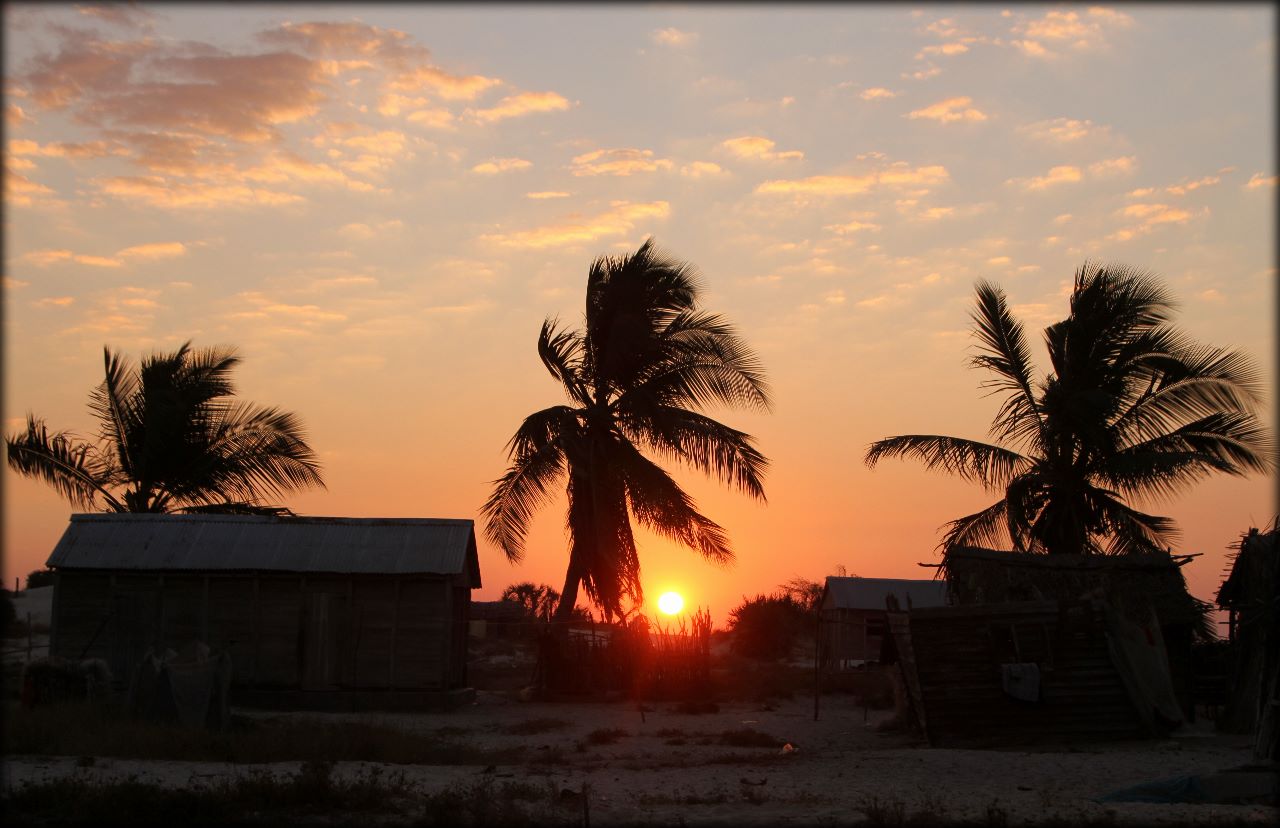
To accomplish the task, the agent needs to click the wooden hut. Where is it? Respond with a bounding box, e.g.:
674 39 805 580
941 546 1203 717
46 513 481 711
819 577 949 669
885 547 1201 747
1216 525 1279 760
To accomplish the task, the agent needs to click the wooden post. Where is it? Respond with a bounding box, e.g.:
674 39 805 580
252 575 261 687
26 613 33 662
390 578 401 691
813 612 821 721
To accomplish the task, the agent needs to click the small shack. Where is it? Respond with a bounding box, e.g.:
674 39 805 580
819 577 949 668
1216 525 1279 760
46 513 481 710
885 547 1201 747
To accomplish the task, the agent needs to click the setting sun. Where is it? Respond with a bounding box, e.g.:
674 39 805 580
657 591 685 615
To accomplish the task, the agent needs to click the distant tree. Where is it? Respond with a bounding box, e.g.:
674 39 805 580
6 342 324 514
483 240 770 621
727 593 809 661
25 569 56 590
778 576 824 613
866 263 1273 556
500 581 561 622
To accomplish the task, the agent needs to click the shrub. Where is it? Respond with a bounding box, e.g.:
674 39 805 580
727 593 811 660
25 569 56 590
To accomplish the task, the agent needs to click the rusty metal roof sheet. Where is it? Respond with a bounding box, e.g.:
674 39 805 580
47 513 481 586
821 576 949 612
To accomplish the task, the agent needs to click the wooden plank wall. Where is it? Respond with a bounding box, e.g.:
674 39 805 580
52 571 465 693
902 601 1144 746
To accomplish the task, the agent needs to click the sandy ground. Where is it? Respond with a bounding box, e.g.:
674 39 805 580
3 691 1274 825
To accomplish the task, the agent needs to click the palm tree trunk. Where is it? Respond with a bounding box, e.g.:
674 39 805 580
554 560 581 620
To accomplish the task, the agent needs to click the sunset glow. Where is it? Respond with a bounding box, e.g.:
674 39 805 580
2 5 1273 625
658 592 686 616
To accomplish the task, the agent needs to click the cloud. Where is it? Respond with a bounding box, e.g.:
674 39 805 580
652 27 698 47
679 161 726 178
526 191 570 199
117 241 187 260
1245 173 1277 189
339 220 403 240
1088 156 1136 177
570 148 673 177
35 296 77 308
907 65 942 80
74 3 156 29
388 66 501 99
1009 7 1135 59
859 87 897 101
471 157 532 175
8 138 121 158
719 136 804 162
756 163 948 196
1010 165 1083 191
915 42 970 59
907 96 987 123
481 201 670 249
6 103 33 127
1020 117 1110 143
824 219 881 234
1164 174 1220 195
468 91 570 124
4 170 56 206
1107 202 1198 241
97 175 306 208
20 248 122 268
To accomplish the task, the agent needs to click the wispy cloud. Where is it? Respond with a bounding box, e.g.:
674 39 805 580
652 27 698 47
117 242 188 260
468 91 570 124
525 191 571 199
1107 202 1199 241
859 87 897 101
906 96 987 123
19 248 122 268
570 148 673 177
1009 165 1083 191
481 201 670 248
1019 117 1111 144
1009 7 1135 59
756 163 948 196
471 157 532 175
719 136 804 162
1087 156 1136 177
1245 172 1277 189
679 161 727 178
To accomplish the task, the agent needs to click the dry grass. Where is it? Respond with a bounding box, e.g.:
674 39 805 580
2 701 526 766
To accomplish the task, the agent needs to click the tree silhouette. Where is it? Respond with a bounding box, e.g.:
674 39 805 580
500 581 561 622
483 240 770 620
866 262 1272 556
7 342 324 514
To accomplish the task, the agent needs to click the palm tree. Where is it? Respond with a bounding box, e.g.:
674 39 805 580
500 581 561 622
483 239 771 621
6 342 324 514
865 262 1272 556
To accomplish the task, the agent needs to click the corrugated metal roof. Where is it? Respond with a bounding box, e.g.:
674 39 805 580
821 576 949 611
47 513 481 586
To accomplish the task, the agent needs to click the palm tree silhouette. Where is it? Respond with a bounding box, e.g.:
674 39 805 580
483 240 771 620
866 262 1272 556
6 342 325 514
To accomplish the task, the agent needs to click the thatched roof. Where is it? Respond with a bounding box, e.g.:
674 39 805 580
1217 525 1279 611
941 546 1202 626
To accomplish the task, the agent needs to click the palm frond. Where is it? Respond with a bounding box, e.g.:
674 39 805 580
482 415 571 563
538 319 591 406
970 281 1045 448
865 434 1029 492
939 498 1012 553
5 415 122 510
617 404 767 501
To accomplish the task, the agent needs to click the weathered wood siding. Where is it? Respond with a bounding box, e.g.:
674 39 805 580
52 570 467 692
891 600 1145 747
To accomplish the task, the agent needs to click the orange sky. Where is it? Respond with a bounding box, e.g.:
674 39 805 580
3 5 1275 625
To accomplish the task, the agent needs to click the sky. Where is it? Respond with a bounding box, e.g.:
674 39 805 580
3 3 1275 625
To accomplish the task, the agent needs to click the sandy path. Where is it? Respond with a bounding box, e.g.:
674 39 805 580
3 693 1274 825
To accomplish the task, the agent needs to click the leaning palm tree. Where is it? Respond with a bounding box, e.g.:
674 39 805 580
483 239 771 621
6 342 324 514
865 262 1272 556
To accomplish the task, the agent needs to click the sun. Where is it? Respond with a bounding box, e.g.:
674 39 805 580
657 591 685 615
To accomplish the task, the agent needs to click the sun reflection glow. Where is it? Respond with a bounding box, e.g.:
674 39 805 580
657 591 685 615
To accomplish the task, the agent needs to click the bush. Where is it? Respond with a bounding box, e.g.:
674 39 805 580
25 569 56 590
0 591 15 631
727 593 811 661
